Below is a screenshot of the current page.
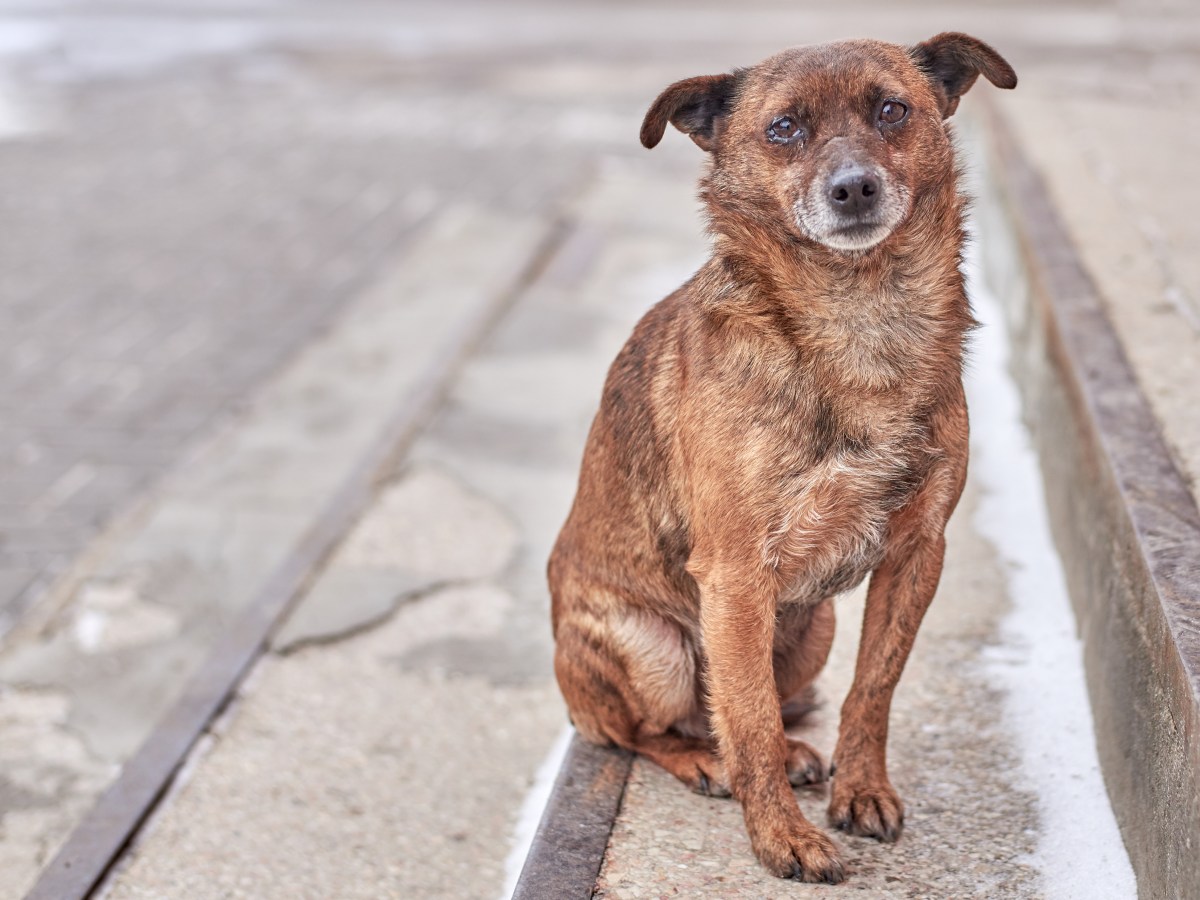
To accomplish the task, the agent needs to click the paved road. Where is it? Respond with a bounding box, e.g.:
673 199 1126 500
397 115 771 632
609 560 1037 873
0 1 597 633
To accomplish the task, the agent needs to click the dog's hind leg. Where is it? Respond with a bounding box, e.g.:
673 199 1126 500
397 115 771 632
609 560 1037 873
554 607 730 796
775 599 835 713
630 732 731 798
774 599 836 785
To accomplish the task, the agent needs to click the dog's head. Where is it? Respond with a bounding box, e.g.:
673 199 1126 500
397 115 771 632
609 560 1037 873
641 34 1016 253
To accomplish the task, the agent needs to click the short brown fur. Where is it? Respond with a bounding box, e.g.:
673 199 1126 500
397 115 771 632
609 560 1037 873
549 33 1016 883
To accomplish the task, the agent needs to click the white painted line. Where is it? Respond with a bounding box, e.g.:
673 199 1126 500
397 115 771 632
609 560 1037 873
501 724 574 900
964 237 1137 899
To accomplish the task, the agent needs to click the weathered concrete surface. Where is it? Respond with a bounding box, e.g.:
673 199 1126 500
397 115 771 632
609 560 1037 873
0 689 115 891
0 208 550 898
0 5 437 633
107 583 565 900
966 8 1200 898
101 156 710 897
273 469 518 652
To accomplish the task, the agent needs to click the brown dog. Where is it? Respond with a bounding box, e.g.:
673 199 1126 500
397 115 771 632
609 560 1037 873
548 34 1016 883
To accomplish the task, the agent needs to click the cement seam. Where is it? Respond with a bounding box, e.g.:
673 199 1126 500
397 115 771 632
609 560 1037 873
23 219 569 900
983 100 1200 898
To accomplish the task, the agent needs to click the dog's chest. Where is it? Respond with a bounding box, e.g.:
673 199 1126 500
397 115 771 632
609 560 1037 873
762 434 925 604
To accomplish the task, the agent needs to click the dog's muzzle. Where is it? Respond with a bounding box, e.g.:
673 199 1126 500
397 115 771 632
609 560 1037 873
794 161 911 253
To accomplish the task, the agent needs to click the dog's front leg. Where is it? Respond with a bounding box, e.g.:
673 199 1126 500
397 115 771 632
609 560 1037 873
829 452 966 841
699 567 846 883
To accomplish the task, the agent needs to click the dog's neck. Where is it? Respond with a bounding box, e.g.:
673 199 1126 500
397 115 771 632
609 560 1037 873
694 178 973 393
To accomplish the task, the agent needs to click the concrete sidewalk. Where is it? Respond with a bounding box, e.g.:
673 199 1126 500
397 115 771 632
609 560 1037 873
1 1 1198 898
93 154 712 899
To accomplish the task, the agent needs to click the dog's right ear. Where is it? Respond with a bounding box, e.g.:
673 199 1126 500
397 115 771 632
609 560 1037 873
910 33 1017 118
640 74 738 152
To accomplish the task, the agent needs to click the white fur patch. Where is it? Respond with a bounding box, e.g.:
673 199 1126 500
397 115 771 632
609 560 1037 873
794 178 912 253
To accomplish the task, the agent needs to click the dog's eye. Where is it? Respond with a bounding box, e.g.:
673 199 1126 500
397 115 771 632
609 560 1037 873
879 101 908 125
766 116 801 144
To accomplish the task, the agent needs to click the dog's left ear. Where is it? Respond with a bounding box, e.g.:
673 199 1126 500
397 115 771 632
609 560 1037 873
640 73 738 152
910 33 1017 118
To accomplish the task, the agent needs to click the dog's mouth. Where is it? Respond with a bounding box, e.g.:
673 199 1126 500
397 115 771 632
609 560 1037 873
794 213 898 253
821 220 895 251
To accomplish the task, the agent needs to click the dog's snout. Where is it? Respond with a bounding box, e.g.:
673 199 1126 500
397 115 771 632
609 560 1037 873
828 167 880 215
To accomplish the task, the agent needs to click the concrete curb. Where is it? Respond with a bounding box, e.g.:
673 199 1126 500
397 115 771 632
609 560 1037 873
979 101 1200 900
513 736 632 900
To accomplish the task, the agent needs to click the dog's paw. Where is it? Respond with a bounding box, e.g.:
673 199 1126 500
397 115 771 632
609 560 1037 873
785 738 829 786
686 756 733 798
828 777 904 842
752 820 846 883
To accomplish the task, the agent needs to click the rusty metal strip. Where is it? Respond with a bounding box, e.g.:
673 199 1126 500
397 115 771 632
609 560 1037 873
512 736 633 900
25 220 568 900
981 99 1200 899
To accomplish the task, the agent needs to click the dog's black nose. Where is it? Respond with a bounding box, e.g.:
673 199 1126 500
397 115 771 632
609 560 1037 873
828 168 880 214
